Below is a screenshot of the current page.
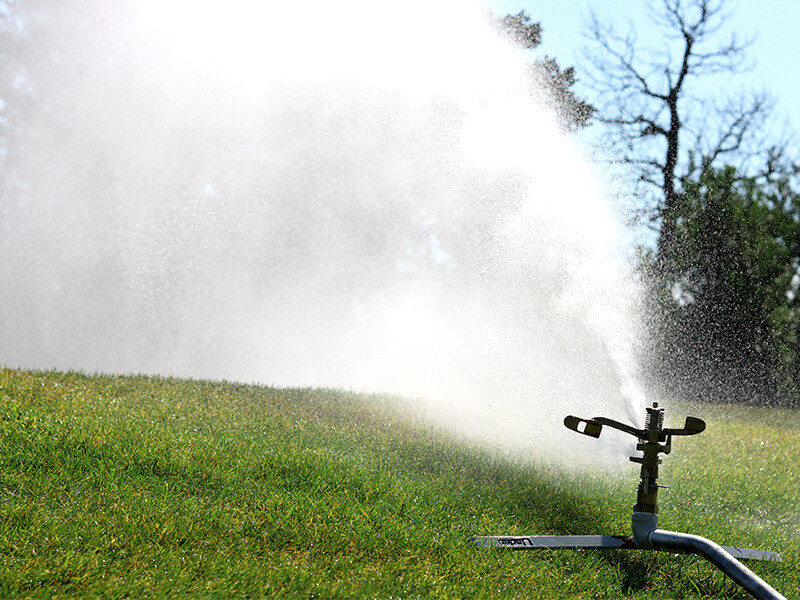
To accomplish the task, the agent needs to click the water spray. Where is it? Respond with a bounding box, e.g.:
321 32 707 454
472 402 786 600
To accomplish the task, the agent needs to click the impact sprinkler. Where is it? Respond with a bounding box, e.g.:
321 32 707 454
471 402 786 600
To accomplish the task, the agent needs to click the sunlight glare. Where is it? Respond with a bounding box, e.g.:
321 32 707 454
138 0 284 90
135 0 514 99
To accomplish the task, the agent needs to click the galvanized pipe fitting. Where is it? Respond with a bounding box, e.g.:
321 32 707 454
649 529 786 600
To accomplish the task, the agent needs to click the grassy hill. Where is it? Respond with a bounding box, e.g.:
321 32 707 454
0 367 797 598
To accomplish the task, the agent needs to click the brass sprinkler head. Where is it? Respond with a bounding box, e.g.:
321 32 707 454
564 402 706 514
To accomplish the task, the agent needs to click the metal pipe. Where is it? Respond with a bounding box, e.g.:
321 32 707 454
649 529 786 600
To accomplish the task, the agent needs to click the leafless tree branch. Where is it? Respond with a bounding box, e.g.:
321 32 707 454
584 0 781 253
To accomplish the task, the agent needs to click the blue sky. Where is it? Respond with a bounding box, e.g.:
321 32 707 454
482 0 800 136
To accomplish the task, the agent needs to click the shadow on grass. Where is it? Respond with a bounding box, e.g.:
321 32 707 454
599 550 653 595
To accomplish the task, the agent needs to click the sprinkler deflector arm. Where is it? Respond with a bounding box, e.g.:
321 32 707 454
564 414 706 439
471 402 787 600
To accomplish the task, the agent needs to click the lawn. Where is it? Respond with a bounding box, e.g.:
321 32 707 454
0 368 797 598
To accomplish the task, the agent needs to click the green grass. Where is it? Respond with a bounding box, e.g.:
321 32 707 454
0 368 798 599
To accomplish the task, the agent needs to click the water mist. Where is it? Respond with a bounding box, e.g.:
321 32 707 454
0 0 645 465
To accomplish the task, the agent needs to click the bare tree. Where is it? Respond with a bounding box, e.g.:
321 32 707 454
584 0 775 261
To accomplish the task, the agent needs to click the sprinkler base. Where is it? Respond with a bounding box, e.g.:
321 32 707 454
471 403 786 600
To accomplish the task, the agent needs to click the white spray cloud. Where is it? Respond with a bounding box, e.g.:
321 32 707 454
0 0 646 466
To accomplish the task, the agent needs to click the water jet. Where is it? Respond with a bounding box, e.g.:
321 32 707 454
472 402 786 600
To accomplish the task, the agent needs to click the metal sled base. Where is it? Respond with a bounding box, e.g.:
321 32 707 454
472 534 634 551
470 534 782 562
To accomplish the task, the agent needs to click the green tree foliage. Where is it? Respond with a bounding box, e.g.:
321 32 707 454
647 165 800 406
497 11 594 132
